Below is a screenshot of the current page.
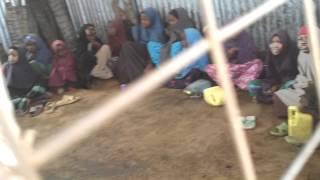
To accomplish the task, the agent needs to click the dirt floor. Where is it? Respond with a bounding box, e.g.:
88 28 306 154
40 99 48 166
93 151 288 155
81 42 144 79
19 79 320 180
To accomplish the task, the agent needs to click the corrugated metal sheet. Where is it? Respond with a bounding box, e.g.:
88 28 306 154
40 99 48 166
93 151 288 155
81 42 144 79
65 0 315 49
0 0 26 51
0 1 12 51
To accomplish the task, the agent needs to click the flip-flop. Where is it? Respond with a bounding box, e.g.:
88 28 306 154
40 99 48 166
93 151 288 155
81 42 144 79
183 90 202 98
55 95 81 107
44 102 56 114
284 136 304 146
183 90 192 96
270 122 288 136
29 104 44 117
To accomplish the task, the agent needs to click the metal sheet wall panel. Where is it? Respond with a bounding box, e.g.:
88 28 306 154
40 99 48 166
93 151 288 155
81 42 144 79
65 0 314 49
0 1 12 51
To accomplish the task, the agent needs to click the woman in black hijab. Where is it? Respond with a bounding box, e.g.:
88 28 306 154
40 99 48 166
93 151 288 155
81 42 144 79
248 31 299 103
160 8 195 63
3 47 47 113
76 24 113 89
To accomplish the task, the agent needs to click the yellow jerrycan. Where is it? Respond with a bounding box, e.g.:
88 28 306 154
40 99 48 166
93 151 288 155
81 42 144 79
288 106 313 142
203 86 224 106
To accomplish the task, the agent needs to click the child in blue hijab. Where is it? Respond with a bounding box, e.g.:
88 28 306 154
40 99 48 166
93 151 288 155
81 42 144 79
173 28 209 79
132 8 166 67
166 28 210 89
24 34 52 78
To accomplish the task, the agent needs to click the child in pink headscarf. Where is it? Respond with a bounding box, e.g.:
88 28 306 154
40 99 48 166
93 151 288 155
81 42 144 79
49 40 77 93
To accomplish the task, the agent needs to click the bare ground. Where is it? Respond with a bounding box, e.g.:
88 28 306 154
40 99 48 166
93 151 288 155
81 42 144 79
19 80 320 180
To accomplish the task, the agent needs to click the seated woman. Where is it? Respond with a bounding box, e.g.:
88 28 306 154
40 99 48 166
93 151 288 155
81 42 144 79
160 8 195 63
205 31 263 90
166 28 209 89
271 26 316 136
114 7 166 87
76 24 113 89
248 31 298 103
49 40 77 94
106 18 131 57
3 47 47 114
23 34 52 78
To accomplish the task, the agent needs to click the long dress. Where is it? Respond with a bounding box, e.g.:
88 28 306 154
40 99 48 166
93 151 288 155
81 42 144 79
160 8 195 63
76 24 113 88
115 7 166 84
275 52 315 107
205 31 263 90
23 34 52 78
247 31 298 101
3 48 46 111
49 40 77 88
166 28 209 89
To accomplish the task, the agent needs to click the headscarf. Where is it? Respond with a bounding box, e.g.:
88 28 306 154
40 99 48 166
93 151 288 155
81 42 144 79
78 24 95 44
107 18 129 57
294 26 317 89
264 31 298 87
175 28 209 79
224 31 257 64
168 8 195 32
76 24 103 55
23 34 52 65
299 26 308 35
298 25 309 53
49 40 77 87
131 8 166 44
161 8 195 63
3 47 37 89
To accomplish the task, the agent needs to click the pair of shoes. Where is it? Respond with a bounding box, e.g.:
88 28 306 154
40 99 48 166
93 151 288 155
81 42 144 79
29 104 44 117
45 95 81 113
183 90 202 98
270 122 288 136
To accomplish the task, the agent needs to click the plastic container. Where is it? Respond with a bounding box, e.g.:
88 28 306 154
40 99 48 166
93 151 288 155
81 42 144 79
203 86 224 106
288 106 313 142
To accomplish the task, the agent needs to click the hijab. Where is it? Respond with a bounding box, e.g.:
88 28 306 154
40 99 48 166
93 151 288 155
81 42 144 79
3 47 37 89
131 8 166 44
224 31 257 64
23 34 52 65
295 26 317 88
168 8 195 32
49 40 77 87
264 31 298 86
175 28 209 79
51 40 76 66
161 8 195 63
107 18 129 57
76 24 103 55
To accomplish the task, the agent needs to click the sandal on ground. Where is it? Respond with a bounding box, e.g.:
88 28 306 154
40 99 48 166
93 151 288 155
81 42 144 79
183 90 202 98
44 102 56 114
270 122 288 136
284 136 304 146
44 95 80 114
183 89 192 96
241 116 256 130
55 95 81 107
29 104 44 117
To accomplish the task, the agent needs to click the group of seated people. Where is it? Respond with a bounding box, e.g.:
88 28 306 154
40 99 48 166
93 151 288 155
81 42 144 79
1 7 318 141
